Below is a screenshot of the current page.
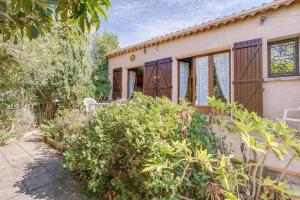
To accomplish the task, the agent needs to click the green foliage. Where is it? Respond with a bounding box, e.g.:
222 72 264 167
209 96 300 199
188 112 225 155
0 25 96 133
0 0 111 41
90 31 120 100
63 93 224 199
41 108 92 144
0 130 12 145
28 26 94 120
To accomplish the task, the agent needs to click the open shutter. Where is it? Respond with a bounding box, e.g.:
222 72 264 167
112 68 122 100
144 60 157 97
233 38 263 115
157 57 172 99
144 57 172 100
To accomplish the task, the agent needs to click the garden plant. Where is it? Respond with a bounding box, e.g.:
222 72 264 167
59 94 300 200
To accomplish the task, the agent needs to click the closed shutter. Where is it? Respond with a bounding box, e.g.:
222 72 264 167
144 57 172 99
233 38 263 116
112 68 122 100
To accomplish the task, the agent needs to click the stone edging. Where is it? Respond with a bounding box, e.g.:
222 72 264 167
43 136 65 154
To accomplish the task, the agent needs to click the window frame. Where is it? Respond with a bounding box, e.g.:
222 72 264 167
268 38 299 78
177 60 193 103
177 50 231 114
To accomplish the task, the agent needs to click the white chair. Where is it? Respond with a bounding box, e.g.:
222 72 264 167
83 98 97 114
83 98 110 114
283 107 300 123
283 107 300 131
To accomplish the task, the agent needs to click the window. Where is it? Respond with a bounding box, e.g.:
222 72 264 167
195 56 210 106
178 52 230 114
268 38 299 77
213 52 230 102
178 60 192 102
194 53 230 107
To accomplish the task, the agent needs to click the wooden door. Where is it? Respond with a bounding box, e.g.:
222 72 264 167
233 38 263 116
112 68 122 100
156 57 172 99
144 57 172 99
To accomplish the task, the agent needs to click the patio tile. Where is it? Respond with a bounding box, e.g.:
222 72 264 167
0 131 92 200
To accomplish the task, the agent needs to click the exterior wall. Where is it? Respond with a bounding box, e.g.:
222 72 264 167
108 4 300 119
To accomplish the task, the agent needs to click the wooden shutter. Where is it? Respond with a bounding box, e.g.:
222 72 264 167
156 57 172 99
144 60 157 97
144 57 172 99
112 68 122 100
233 38 263 116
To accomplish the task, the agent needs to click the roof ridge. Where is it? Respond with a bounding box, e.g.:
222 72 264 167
107 0 296 58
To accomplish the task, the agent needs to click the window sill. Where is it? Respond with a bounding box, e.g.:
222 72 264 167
264 76 300 82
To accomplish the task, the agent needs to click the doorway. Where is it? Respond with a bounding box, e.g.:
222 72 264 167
127 67 144 99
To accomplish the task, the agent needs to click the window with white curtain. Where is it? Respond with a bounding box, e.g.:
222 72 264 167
179 62 189 100
128 71 136 98
213 52 230 102
195 56 209 106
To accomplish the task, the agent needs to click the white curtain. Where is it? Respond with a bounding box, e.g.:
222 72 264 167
179 62 189 99
195 56 209 106
129 71 136 98
213 53 230 102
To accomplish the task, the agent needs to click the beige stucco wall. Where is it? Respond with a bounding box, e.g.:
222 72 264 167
108 4 300 119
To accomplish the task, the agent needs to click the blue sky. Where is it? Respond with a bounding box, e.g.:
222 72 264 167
100 0 272 47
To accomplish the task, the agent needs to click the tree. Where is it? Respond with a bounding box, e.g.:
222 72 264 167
90 31 119 100
0 26 96 123
0 0 111 41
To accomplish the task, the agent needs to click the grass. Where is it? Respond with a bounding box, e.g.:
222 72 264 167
0 130 23 145
0 130 12 145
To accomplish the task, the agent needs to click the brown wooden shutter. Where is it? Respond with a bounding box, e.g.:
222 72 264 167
156 57 172 99
144 60 157 97
233 38 263 116
144 57 172 99
112 68 122 100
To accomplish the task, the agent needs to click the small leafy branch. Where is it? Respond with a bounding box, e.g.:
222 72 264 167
208 97 300 200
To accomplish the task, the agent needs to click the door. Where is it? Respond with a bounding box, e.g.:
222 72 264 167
233 38 263 116
112 68 122 100
144 57 172 99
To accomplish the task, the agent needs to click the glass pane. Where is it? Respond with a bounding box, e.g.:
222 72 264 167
129 71 136 98
213 53 230 102
195 56 209 106
179 62 189 100
270 40 297 75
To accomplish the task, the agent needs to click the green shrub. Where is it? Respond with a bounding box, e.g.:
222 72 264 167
41 108 91 144
0 130 12 145
63 93 223 199
208 97 300 199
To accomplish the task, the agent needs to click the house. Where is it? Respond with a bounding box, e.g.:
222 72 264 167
107 0 300 120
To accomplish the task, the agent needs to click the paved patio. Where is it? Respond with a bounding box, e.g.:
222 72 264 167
0 131 95 200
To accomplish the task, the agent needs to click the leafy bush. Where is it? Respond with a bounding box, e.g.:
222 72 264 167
63 93 224 199
0 91 34 143
41 108 92 144
0 130 12 145
208 97 300 199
